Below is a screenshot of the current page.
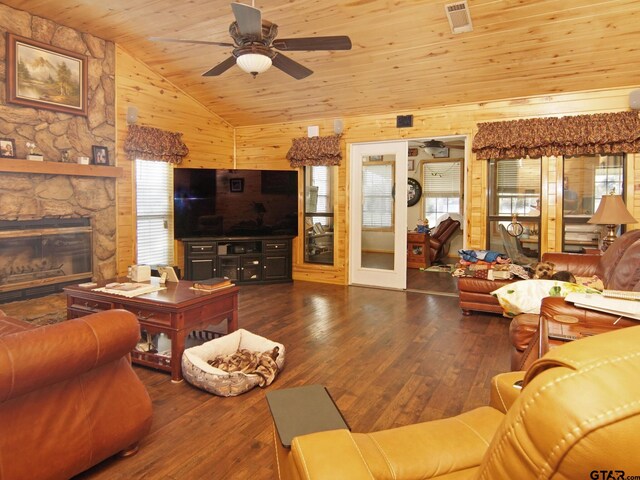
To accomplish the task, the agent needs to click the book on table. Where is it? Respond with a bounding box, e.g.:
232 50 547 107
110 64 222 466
565 292 640 320
602 290 640 301
192 278 234 292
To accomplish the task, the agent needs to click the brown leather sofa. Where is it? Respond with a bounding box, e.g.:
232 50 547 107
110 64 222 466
272 326 640 479
458 276 515 315
510 229 640 370
0 309 153 480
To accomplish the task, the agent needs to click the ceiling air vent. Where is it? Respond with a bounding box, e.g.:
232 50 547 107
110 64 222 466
445 1 473 34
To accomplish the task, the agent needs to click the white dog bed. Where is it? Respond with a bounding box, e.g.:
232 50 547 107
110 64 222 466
182 329 285 396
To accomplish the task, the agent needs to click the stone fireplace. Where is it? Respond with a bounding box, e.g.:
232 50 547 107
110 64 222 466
0 172 117 302
0 4 118 302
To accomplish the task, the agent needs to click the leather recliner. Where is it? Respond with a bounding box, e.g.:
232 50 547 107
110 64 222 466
273 325 640 479
0 309 153 480
429 217 460 263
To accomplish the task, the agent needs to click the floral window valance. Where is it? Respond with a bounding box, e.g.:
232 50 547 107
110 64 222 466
472 111 640 160
124 124 189 164
286 134 342 168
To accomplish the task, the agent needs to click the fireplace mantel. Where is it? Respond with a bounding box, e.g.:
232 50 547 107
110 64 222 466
0 159 123 178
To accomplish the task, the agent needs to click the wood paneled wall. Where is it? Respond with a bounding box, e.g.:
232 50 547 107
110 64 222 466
115 46 234 275
113 52 638 284
236 87 640 285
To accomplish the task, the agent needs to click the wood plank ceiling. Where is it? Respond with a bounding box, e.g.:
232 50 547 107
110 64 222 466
4 0 640 127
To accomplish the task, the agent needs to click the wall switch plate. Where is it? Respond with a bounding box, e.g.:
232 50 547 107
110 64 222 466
396 115 413 128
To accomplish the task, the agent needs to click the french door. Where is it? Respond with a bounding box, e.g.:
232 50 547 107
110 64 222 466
349 141 408 289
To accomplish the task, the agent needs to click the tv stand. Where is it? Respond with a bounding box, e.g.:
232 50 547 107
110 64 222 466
181 235 293 284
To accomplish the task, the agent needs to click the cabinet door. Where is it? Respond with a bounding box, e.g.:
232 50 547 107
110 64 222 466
264 255 289 280
241 256 262 281
189 258 216 280
218 256 240 281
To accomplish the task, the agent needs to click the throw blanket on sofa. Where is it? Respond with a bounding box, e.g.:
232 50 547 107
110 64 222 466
207 347 280 387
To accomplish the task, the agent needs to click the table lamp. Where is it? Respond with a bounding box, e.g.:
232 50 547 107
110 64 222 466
587 194 637 251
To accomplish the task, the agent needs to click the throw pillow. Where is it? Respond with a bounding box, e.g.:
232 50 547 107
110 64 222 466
491 279 600 317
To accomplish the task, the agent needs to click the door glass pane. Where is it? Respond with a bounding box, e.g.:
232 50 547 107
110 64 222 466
304 166 334 265
562 155 624 252
361 155 395 270
488 157 541 263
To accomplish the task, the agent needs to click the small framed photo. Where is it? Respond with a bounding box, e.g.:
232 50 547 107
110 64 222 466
408 159 415 171
432 147 450 158
92 145 109 165
230 178 244 193
0 138 17 158
408 147 419 157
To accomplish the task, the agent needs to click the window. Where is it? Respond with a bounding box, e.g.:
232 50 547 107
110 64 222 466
304 166 334 265
136 159 174 265
361 162 394 230
422 160 462 227
487 157 541 261
562 155 625 252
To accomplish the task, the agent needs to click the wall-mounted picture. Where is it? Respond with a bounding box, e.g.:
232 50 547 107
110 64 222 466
92 145 109 165
408 147 419 157
408 159 415 171
0 139 17 158
230 178 244 193
6 33 88 116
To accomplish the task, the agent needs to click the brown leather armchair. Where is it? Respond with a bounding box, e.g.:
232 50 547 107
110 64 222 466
429 217 460 263
510 229 640 370
0 309 153 480
273 326 640 479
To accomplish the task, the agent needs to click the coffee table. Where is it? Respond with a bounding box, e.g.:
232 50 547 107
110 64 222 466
64 278 239 382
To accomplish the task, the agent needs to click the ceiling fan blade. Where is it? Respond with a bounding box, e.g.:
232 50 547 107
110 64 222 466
149 37 234 47
230 2 262 38
271 53 313 80
202 56 237 76
273 36 352 51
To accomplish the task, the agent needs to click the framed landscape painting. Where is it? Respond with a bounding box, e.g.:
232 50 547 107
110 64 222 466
6 33 88 116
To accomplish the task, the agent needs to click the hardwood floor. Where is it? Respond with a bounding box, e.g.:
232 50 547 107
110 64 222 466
406 266 459 295
75 281 510 480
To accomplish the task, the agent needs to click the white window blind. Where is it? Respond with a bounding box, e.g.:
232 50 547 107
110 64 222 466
494 158 540 215
136 159 174 265
422 161 461 197
311 166 332 224
362 163 393 229
422 161 462 226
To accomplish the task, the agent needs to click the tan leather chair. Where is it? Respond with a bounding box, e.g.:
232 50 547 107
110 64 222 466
273 326 640 479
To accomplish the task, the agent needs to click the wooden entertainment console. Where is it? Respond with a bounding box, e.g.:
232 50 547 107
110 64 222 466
181 235 293 284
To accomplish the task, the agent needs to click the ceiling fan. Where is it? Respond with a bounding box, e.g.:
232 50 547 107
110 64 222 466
150 2 352 79
415 139 464 155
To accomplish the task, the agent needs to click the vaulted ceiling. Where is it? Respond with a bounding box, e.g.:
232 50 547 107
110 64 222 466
4 0 640 127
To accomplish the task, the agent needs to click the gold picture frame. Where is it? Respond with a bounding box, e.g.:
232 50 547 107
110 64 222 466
6 33 88 116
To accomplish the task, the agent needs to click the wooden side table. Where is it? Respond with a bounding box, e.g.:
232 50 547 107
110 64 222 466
538 315 625 359
407 232 430 269
65 279 239 382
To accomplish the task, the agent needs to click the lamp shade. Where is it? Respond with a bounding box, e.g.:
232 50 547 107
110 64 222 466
236 53 272 76
588 195 637 225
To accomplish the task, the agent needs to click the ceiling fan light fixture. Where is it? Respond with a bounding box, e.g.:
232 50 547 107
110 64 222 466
236 53 272 77
423 139 446 154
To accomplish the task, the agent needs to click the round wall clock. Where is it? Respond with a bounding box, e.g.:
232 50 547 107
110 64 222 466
407 178 422 207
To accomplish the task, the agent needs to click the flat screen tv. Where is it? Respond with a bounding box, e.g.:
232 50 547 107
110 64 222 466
174 168 298 238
